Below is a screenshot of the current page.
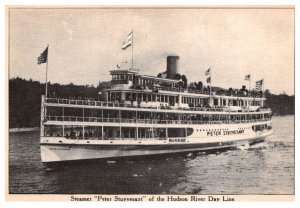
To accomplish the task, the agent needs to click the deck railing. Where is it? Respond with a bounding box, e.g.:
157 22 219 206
44 115 271 125
45 98 271 113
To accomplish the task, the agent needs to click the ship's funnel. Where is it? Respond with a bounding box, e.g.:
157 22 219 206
166 56 180 79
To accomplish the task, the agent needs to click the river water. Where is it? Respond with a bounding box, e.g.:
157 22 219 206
9 115 294 194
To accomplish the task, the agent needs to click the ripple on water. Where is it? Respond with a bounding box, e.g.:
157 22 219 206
9 116 294 194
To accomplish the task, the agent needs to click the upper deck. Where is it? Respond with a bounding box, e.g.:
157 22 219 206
43 56 269 115
106 56 266 110
44 97 271 114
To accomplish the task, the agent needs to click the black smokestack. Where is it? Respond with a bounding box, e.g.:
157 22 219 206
166 56 180 79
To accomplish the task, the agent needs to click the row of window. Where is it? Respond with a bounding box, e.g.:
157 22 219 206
44 125 194 139
112 74 133 81
110 92 263 107
195 127 252 132
252 124 272 132
46 106 272 121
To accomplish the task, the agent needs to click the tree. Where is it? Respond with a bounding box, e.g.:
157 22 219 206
181 75 188 89
178 81 184 91
207 85 210 93
174 73 182 80
197 81 203 91
280 91 287 96
189 82 196 89
264 89 271 97
228 87 233 96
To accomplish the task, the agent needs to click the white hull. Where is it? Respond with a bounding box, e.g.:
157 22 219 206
40 122 273 164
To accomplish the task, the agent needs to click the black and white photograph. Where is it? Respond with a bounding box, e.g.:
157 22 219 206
6 6 294 201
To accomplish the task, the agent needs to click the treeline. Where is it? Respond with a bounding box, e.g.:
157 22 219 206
9 77 101 128
9 77 294 128
264 90 295 116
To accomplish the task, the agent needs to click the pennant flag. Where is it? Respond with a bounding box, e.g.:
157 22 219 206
255 79 263 91
245 74 251 81
37 46 48 64
122 31 133 50
205 68 211 76
206 77 211 83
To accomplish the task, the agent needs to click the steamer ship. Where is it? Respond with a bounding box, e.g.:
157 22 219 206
40 54 273 166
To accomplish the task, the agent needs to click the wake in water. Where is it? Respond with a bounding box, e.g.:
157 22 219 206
237 141 268 151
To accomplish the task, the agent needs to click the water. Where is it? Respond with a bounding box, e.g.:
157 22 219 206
9 116 294 194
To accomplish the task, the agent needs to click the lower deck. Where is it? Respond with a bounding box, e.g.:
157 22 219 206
41 120 273 145
40 119 273 163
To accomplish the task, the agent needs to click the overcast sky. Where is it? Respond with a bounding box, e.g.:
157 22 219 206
9 7 294 95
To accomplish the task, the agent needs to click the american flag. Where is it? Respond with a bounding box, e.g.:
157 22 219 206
37 46 48 64
255 79 263 91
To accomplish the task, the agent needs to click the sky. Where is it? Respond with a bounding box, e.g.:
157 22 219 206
8 7 294 95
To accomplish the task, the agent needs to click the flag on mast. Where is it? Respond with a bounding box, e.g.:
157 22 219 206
255 79 263 91
205 68 211 76
205 68 211 83
37 46 48 64
206 77 211 83
245 74 251 81
37 45 50 98
121 31 133 50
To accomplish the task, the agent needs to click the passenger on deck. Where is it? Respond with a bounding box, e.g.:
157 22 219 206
70 131 76 139
84 131 88 139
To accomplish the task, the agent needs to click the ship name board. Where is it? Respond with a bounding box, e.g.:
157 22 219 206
207 129 245 137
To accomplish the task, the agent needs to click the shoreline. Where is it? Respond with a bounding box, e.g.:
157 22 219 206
9 127 40 133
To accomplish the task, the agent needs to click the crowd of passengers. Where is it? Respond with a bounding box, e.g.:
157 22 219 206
65 130 97 139
45 93 268 111
46 95 226 110
46 92 102 102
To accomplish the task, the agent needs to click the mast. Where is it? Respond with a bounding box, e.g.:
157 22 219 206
262 79 264 98
249 76 251 98
262 79 265 107
210 69 212 105
131 31 134 70
45 44 49 98
205 67 212 107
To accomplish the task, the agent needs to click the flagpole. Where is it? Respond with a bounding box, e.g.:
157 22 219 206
45 44 49 98
210 69 212 96
209 69 212 107
131 31 133 70
262 79 264 98
249 77 251 98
